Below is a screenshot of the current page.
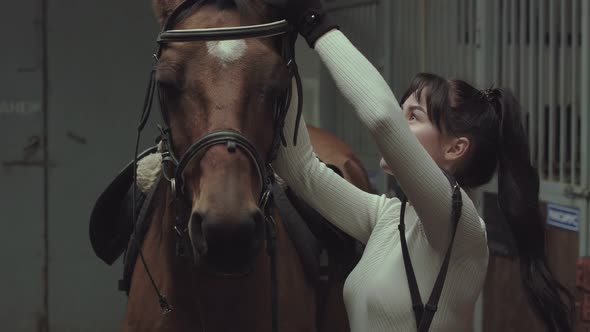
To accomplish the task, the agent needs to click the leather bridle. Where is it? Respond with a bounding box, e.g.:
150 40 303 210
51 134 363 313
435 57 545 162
129 1 303 331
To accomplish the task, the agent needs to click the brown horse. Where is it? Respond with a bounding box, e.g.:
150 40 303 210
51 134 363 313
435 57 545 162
121 1 373 331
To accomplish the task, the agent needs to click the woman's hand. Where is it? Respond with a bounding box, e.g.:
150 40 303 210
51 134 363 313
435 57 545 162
265 0 338 48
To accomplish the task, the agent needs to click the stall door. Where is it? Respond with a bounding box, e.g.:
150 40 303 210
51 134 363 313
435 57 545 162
0 0 47 330
46 0 159 330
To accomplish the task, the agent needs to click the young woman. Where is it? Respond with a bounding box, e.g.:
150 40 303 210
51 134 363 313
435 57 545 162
267 0 574 331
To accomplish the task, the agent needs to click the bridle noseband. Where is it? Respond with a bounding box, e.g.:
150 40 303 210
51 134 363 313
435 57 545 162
129 1 303 331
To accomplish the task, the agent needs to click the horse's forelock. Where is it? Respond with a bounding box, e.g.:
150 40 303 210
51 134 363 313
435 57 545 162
231 0 277 22
155 0 277 26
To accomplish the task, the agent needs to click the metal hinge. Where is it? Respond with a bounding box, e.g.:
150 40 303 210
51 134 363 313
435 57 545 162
2 135 55 169
563 185 590 200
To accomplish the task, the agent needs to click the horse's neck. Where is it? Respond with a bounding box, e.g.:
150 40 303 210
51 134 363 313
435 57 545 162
123 183 198 330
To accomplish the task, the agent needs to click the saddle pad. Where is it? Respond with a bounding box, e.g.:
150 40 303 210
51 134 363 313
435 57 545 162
89 146 157 265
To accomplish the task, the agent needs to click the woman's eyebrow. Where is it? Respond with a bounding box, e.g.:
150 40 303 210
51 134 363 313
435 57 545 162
407 105 427 114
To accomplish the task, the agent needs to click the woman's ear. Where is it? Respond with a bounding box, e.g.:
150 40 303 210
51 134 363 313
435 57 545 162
444 136 470 163
153 0 183 27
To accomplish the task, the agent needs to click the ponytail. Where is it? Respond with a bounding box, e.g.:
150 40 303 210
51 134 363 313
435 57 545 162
493 89 574 332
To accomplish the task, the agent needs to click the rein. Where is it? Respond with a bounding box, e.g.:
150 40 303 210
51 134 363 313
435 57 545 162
128 1 303 331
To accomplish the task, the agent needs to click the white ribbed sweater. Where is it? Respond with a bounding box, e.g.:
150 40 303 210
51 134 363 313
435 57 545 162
273 30 489 332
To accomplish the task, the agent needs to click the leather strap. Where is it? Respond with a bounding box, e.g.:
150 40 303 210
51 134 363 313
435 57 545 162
272 182 321 282
119 177 161 294
174 130 267 197
399 170 463 331
158 20 290 42
398 199 424 325
261 182 279 332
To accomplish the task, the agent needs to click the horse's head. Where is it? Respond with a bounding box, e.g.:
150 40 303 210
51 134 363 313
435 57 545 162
152 0 293 274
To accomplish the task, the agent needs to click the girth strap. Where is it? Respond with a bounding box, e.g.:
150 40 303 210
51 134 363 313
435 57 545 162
399 171 463 331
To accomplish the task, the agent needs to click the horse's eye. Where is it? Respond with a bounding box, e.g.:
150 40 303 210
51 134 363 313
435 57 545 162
262 84 283 100
157 80 182 98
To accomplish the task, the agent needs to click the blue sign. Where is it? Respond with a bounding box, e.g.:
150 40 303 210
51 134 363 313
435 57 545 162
547 203 579 232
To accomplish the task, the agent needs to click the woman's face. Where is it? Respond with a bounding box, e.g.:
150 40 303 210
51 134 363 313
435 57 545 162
380 92 446 175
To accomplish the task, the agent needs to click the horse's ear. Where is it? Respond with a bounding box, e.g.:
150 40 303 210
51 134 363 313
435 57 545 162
152 0 183 26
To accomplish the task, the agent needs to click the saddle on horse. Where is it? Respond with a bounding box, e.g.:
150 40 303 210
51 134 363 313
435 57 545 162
89 146 157 266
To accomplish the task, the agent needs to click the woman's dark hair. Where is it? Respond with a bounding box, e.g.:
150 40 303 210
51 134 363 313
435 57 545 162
400 73 574 331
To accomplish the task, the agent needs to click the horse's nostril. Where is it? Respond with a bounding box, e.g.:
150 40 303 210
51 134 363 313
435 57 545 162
189 212 206 259
202 218 256 249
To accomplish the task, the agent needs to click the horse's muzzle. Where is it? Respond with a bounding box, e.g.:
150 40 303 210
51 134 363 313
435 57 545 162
189 209 265 275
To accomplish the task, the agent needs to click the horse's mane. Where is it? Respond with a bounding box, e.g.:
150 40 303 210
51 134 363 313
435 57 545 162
157 0 278 29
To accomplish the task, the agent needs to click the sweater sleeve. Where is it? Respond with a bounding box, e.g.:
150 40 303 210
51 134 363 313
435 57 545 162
307 29 483 252
273 81 394 244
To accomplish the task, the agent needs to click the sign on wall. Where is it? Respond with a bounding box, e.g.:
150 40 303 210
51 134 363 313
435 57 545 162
547 203 580 232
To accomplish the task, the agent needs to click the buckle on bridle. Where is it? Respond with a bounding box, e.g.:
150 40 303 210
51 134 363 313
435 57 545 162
170 178 178 199
174 225 186 238
286 59 297 76
259 189 272 211
226 140 237 153
424 303 438 313
158 296 173 314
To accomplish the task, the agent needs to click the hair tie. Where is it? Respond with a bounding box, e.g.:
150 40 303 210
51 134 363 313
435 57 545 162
481 87 504 143
481 88 495 103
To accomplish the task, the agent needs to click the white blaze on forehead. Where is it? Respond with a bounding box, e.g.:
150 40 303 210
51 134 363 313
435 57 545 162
206 40 247 65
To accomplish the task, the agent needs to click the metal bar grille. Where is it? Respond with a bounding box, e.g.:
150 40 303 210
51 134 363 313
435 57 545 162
528 0 537 163
519 0 526 126
559 0 566 182
421 0 476 82
502 0 509 86
403 0 587 187
478 0 587 187
320 0 589 192
548 0 556 181
537 0 547 180
572 0 581 185
582 0 590 189
494 0 502 84
510 0 517 93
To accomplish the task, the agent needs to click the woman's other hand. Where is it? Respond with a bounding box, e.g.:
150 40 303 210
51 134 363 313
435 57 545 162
265 0 338 47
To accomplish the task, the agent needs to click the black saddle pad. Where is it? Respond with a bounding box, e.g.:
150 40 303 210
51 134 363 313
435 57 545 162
89 146 157 265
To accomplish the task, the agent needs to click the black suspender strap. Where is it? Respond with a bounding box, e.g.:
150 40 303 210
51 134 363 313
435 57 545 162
398 171 463 331
398 199 424 325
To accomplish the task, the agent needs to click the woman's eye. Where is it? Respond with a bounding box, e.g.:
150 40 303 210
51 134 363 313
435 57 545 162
409 112 417 120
